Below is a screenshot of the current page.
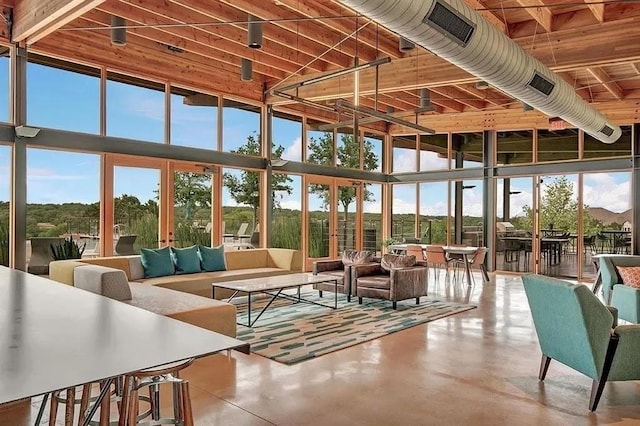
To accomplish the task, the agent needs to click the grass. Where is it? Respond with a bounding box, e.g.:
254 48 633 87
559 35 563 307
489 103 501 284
0 218 8 266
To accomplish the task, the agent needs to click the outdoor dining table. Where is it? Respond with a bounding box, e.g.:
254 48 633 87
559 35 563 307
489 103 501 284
0 266 249 425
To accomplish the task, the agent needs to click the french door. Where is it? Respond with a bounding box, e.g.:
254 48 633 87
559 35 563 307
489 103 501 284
304 176 362 270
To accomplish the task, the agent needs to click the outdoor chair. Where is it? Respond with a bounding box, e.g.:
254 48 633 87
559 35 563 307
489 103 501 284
352 254 427 309
522 274 640 411
234 222 250 242
405 244 426 263
114 234 137 256
27 237 64 275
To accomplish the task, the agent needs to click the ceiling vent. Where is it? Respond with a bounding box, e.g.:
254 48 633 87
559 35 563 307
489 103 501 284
337 0 621 143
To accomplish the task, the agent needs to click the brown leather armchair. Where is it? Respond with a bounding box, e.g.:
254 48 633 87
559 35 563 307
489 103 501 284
313 259 354 302
351 260 428 309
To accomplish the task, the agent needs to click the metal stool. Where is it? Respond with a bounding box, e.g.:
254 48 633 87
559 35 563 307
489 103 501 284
120 358 195 426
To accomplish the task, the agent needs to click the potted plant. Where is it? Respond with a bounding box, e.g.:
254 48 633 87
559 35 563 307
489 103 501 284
50 237 86 260
381 237 399 254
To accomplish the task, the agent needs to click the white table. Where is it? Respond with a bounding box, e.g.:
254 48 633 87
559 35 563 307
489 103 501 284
0 266 249 425
213 273 340 327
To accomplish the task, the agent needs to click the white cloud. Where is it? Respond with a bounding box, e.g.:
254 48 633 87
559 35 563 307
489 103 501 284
364 201 381 214
393 149 416 173
420 201 447 216
28 167 85 181
419 150 449 171
279 199 302 211
126 92 165 122
391 197 416 214
584 179 630 213
282 136 302 162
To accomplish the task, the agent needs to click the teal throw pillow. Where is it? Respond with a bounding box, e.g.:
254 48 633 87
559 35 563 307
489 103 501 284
140 246 175 278
171 245 201 274
199 245 226 272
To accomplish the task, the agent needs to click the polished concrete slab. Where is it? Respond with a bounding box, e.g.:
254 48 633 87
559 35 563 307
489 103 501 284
3 274 640 425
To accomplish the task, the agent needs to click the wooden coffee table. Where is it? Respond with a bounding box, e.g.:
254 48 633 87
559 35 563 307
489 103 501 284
212 273 340 327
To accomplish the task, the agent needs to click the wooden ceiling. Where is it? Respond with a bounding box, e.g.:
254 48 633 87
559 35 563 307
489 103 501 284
5 0 640 133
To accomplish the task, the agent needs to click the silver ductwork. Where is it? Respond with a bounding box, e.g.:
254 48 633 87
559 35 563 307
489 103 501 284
337 0 621 143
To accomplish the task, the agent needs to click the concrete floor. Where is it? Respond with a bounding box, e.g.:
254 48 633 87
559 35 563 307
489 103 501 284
3 273 640 425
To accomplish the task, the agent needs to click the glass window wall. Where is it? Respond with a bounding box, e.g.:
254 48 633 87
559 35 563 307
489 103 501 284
497 130 533 166
419 134 449 171
170 87 217 150
0 144 9 266
363 183 382 255
28 60 100 134
452 132 483 169
222 167 261 247
222 98 261 155
306 119 333 166
391 183 416 242
364 133 383 172
0 46 10 123
419 182 448 244
584 125 632 159
392 135 417 173
107 72 165 143
538 129 578 163
272 174 301 250
273 111 302 162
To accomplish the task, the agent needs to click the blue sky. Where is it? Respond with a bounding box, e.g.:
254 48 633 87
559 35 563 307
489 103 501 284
0 62 633 216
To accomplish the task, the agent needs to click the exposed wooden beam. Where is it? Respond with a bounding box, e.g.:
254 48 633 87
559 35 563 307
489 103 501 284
268 18 640 103
13 0 105 44
513 0 553 32
453 84 512 107
587 67 624 100
35 29 264 101
207 0 367 66
464 0 508 34
430 86 486 110
558 72 592 102
396 99 640 134
631 62 640 75
275 0 400 59
584 0 605 23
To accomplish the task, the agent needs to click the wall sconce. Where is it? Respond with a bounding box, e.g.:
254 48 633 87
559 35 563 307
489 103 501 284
111 16 127 46
241 58 253 81
248 14 263 49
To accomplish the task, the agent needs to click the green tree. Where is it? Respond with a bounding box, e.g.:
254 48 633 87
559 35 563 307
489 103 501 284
174 172 211 220
223 133 293 226
307 131 379 220
521 176 599 233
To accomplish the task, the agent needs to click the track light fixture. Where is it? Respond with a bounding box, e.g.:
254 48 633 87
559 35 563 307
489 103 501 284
110 15 127 46
420 88 430 108
241 58 253 81
399 37 415 52
247 14 263 49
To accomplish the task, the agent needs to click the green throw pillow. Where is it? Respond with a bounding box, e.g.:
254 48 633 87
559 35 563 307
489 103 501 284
199 245 226 272
140 246 175 278
171 245 201 274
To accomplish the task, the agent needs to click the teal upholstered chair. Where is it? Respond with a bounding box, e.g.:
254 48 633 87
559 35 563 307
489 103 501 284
522 274 640 411
598 255 640 323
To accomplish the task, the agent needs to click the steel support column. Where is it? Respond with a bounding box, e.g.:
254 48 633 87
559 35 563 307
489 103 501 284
633 124 640 255
264 105 274 248
483 130 496 272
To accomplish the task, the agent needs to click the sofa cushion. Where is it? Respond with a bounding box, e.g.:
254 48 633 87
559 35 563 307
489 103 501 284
357 275 391 290
318 270 345 281
616 266 640 288
140 247 175 278
74 264 132 301
199 245 226 272
381 254 416 272
225 248 269 270
126 283 236 338
49 260 87 286
171 245 201 274
127 256 145 281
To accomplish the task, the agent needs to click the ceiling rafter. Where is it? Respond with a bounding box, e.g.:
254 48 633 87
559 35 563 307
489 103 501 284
587 67 624 99
513 0 554 32
202 0 372 67
464 0 508 34
584 0 605 23
429 86 486 110
110 0 326 74
275 0 400 59
453 84 513 107
86 8 286 79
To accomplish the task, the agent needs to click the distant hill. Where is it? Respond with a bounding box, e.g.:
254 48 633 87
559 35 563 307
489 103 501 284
587 207 631 225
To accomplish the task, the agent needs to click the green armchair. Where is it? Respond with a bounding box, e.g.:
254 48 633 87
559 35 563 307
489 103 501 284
598 255 640 323
522 274 640 411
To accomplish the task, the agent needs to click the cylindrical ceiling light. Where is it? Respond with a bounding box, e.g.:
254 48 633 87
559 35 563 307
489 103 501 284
247 14 263 49
241 58 253 81
399 37 415 52
420 88 430 108
110 15 127 46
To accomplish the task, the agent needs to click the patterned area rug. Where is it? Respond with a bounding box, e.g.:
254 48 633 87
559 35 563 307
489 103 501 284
236 293 476 365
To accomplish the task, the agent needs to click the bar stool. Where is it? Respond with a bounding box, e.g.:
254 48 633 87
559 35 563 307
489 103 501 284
36 379 122 426
119 358 195 426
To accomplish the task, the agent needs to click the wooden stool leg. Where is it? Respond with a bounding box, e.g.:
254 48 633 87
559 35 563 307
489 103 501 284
172 381 183 422
64 387 75 426
118 377 132 426
127 380 139 426
100 380 111 425
48 391 60 426
78 384 91 425
180 381 194 426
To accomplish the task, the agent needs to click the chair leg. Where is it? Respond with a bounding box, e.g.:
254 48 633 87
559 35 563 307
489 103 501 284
538 354 552 380
415 297 420 305
64 387 75 426
358 297 362 304
49 391 60 426
392 301 397 309
318 290 323 298
181 381 194 426
589 335 620 412
78 384 91 425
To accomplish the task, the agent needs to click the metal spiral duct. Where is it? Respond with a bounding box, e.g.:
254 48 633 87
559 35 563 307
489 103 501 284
337 0 621 143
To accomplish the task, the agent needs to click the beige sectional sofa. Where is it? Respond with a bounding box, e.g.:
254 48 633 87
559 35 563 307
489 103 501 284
48 248 302 337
